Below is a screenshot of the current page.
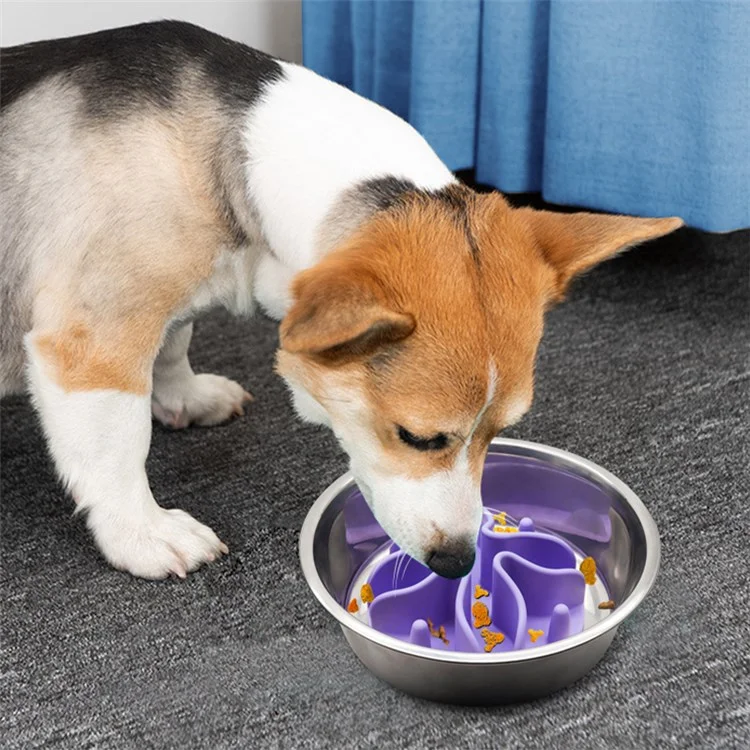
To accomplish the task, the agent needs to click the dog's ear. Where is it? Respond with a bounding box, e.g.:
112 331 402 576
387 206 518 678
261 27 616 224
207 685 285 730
518 208 683 301
280 259 415 361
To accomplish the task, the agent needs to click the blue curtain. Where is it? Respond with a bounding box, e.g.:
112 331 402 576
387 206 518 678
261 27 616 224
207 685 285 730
303 0 749 232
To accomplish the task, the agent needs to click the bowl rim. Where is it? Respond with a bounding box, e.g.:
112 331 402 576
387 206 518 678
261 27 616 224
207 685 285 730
299 437 661 664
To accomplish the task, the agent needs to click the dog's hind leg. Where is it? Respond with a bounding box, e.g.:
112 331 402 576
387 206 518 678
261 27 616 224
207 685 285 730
151 322 252 429
25 322 228 579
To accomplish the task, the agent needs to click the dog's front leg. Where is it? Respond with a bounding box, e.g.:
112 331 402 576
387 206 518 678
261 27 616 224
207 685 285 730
25 333 227 579
151 322 253 429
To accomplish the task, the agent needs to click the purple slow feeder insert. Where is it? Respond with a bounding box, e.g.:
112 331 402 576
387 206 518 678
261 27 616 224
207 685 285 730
345 453 613 653
367 513 586 652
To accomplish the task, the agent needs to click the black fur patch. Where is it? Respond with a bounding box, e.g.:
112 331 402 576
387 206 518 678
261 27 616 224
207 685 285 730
367 342 405 373
432 185 481 261
216 180 250 247
357 176 419 212
0 20 284 116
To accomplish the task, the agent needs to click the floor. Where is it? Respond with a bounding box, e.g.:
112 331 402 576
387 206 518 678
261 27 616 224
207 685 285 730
2 203 748 749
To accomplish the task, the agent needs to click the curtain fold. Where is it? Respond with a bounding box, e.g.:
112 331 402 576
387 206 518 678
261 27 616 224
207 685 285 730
303 0 749 232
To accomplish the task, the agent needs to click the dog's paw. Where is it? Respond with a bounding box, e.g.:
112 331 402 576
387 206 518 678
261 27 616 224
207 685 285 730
152 374 253 429
89 506 228 579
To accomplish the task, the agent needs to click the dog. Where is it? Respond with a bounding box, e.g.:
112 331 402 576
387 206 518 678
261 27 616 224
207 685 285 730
0 21 682 579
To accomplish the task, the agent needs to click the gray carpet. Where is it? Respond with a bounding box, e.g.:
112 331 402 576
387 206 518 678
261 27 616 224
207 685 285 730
2 214 748 749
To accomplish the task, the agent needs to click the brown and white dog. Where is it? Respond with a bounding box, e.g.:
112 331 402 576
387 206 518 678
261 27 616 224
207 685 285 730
0 21 682 579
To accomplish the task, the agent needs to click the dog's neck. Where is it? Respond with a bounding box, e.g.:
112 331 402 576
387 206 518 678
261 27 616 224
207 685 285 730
241 60 456 271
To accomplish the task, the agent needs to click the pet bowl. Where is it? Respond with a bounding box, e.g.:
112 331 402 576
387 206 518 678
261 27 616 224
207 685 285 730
299 438 660 704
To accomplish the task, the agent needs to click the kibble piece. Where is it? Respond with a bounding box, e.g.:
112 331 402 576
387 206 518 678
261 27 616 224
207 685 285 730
427 618 449 644
493 525 519 533
528 629 543 643
492 512 507 526
472 601 492 628
598 599 616 610
480 628 505 652
360 583 375 603
347 598 359 613
474 584 489 599
437 625 450 646
579 556 597 585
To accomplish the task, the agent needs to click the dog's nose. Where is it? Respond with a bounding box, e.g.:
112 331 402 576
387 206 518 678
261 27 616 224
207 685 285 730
426 538 476 579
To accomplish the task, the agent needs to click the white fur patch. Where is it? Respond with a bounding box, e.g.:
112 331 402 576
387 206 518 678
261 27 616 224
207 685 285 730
285 381 331 428
243 61 456 276
504 393 532 427
253 251 297 320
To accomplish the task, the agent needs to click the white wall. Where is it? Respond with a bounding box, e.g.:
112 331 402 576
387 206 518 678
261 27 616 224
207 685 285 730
1 0 302 62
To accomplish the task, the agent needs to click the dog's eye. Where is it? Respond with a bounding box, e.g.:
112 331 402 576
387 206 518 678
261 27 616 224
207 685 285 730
397 426 448 452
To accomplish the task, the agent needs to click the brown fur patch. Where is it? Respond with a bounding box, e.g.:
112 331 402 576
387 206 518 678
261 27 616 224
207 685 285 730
35 323 157 394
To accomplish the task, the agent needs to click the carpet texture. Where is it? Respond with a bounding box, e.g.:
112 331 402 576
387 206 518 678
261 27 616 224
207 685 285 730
2 211 748 749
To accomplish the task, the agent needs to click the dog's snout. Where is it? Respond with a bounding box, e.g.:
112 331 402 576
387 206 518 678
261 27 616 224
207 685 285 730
426 538 476 579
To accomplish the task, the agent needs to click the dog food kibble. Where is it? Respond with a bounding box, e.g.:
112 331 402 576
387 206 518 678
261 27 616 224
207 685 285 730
579 557 597 585
480 628 505 652
438 625 449 646
472 601 492 628
493 525 519 533
427 618 450 645
347 598 359 613
474 584 489 599
492 512 507 526
528 629 544 643
598 600 616 610
360 583 374 603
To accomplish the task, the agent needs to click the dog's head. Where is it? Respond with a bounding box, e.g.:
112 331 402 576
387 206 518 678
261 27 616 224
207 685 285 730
277 188 681 577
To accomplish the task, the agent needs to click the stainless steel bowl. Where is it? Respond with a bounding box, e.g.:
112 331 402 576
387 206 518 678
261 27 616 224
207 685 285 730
299 438 660 704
